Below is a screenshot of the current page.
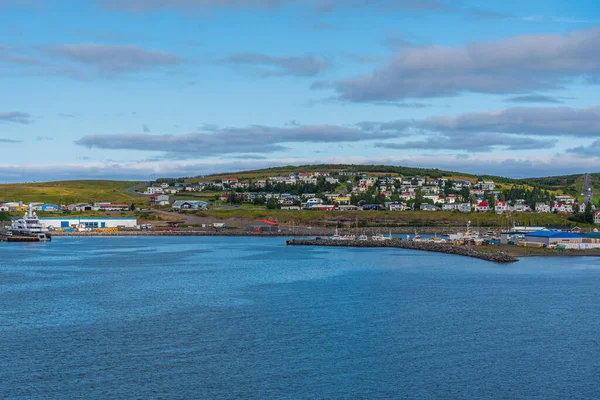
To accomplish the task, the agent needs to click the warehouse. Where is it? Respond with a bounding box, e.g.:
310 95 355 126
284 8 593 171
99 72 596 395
523 231 582 247
246 220 279 233
40 217 138 230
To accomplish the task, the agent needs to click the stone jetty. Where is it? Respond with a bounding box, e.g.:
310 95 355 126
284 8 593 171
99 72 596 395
286 239 518 264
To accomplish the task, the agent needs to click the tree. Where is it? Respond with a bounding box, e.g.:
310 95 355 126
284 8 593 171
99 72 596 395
129 203 136 211
266 197 279 210
584 201 594 224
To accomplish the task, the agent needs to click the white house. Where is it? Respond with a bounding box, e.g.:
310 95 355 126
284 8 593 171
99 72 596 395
595 211 600 225
552 203 573 213
145 186 164 195
306 198 323 208
495 201 508 213
536 203 551 213
475 201 490 212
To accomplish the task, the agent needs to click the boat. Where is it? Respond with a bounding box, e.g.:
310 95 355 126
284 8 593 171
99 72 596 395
358 234 369 241
7 205 52 242
371 231 392 241
330 227 352 241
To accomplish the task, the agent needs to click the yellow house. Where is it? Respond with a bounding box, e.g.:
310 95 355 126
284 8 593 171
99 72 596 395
334 196 351 205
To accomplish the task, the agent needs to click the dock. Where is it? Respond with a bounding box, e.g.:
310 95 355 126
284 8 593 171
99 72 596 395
286 239 518 264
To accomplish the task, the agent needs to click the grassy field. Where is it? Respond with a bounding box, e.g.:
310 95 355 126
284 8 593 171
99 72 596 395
0 180 146 205
195 209 589 228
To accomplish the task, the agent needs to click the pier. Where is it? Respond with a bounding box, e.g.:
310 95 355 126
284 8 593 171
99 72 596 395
286 239 518 264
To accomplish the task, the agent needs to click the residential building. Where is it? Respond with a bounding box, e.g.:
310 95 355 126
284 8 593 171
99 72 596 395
475 201 490 212
172 200 208 210
150 194 170 206
495 201 508 213
535 203 551 213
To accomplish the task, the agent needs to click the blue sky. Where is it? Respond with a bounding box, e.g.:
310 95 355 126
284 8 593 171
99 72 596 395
0 0 599 182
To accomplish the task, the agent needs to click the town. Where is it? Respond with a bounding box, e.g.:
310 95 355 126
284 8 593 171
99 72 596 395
1 169 599 222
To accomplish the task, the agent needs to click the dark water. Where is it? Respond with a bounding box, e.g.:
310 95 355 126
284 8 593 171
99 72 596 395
1 237 599 399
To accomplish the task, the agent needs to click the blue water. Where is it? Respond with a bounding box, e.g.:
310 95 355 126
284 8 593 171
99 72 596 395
1 237 599 399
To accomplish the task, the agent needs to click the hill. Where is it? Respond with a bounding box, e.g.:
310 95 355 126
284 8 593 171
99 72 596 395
0 180 145 205
187 164 519 186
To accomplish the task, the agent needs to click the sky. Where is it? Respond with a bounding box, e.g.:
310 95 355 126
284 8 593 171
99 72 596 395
0 0 599 182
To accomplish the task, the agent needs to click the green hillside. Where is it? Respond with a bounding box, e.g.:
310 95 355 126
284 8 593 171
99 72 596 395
0 180 145 205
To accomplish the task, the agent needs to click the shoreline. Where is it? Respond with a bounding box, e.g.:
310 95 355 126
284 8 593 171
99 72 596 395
4 231 600 259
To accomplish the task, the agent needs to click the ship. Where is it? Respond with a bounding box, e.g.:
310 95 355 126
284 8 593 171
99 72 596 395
6 205 52 242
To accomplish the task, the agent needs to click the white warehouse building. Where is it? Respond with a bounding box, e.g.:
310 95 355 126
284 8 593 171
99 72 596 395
40 218 138 230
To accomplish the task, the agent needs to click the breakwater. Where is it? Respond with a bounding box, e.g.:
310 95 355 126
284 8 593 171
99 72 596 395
286 239 518 264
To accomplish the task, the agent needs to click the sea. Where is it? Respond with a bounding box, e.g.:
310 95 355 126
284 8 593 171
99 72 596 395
1 237 599 399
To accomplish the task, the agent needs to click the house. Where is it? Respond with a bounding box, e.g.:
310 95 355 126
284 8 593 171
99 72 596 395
495 201 508 214
150 194 170 206
552 203 573 213
325 177 339 184
334 196 351 205
513 204 532 213
386 202 406 211
442 204 459 211
306 198 324 208
362 204 385 211
595 211 600 225
420 204 438 211
477 181 496 191
554 195 574 205
475 201 490 212
453 180 472 189
172 200 207 210
145 186 163 195
536 203 551 213
458 203 472 213
222 178 238 185
446 194 457 204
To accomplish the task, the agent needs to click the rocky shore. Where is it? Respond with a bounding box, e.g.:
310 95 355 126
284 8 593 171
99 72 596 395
286 239 518 264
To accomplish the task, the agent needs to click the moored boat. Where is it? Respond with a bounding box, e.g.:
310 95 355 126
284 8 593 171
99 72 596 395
7 205 52 242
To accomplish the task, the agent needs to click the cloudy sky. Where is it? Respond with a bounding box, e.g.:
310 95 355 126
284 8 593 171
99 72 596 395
1 0 599 182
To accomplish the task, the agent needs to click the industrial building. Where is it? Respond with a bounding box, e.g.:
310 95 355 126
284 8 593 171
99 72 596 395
40 218 138 230
246 220 279 233
523 231 582 247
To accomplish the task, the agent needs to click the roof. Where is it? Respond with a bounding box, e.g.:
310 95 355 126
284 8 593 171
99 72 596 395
525 231 581 239
258 220 278 225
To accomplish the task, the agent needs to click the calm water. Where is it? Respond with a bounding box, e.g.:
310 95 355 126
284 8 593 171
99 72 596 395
1 237 599 399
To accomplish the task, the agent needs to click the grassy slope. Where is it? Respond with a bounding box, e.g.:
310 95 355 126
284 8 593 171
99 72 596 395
189 164 551 193
524 173 600 203
198 210 586 228
0 180 145 205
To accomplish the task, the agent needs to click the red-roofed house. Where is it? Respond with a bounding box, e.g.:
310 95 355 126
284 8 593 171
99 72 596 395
475 201 490 212
495 201 508 213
